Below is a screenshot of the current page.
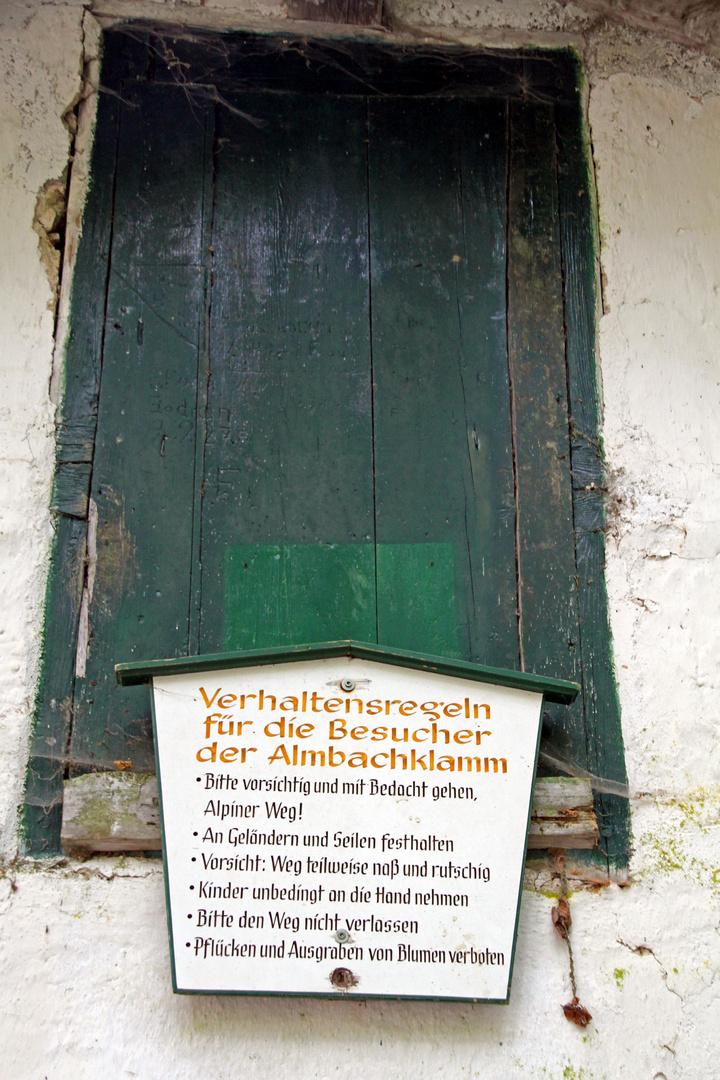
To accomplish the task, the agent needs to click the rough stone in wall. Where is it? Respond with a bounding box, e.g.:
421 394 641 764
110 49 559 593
572 0 720 58
33 176 67 312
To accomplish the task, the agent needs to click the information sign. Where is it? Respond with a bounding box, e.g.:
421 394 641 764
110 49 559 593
117 642 578 1001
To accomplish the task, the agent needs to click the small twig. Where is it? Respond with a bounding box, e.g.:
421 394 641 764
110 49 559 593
550 852 593 1027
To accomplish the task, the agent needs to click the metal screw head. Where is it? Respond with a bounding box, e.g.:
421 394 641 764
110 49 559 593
330 967 356 990
335 928 350 944
340 678 355 692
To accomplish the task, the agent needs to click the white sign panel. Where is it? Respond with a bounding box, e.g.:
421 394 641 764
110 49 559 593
150 654 544 1000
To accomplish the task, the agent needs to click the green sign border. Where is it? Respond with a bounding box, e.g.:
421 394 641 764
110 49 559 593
121 641 577 1001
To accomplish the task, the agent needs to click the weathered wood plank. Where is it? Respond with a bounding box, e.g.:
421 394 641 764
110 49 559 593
54 93 120 477
22 93 121 856
50 463 92 518
61 772 160 853
531 775 593 811
368 97 518 666
529 776 597 849
100 26 150 86
555 100 630 865
507 101 587 766
22 516 87 855
70 85 213 772
201 92 375 653
527 813 598 850
55 419 97 464
61 773 596 853
187 108 216 656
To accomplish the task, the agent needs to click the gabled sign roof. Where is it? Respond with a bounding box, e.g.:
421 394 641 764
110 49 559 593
116 639 579 704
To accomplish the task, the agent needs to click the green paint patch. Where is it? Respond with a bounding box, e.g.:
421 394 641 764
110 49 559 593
224 542 459 657
613 967 627 987
224 544 376 651
376 542 459 658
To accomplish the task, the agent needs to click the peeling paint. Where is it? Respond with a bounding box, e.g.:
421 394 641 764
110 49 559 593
92 488 138 609
74 495 97 679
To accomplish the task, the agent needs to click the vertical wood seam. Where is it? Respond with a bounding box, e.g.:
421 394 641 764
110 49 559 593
505 100 524 672
189 103 217 654
365 96 380 646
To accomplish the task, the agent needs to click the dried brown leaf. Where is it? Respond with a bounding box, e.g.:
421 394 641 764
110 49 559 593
552 897 571 940
114 760 133 771
563 997 592 1027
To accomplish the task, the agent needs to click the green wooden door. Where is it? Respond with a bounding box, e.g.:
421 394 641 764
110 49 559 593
25 31 628 863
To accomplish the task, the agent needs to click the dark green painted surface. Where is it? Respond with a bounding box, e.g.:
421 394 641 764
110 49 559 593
369 98 517 668
24 31 629 862
203 94 511 668
50 463 92 518
70 85 213 772
119 33 580 102
23 516 87 853
555 98 630 864
507 101 586 768
200 92 375 654
21 90 121 854
55 419 97 464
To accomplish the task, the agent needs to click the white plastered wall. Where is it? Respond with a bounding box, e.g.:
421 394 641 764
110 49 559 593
0 2 718 1077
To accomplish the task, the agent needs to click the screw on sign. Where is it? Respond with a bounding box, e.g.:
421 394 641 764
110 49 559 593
330 968 358 991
